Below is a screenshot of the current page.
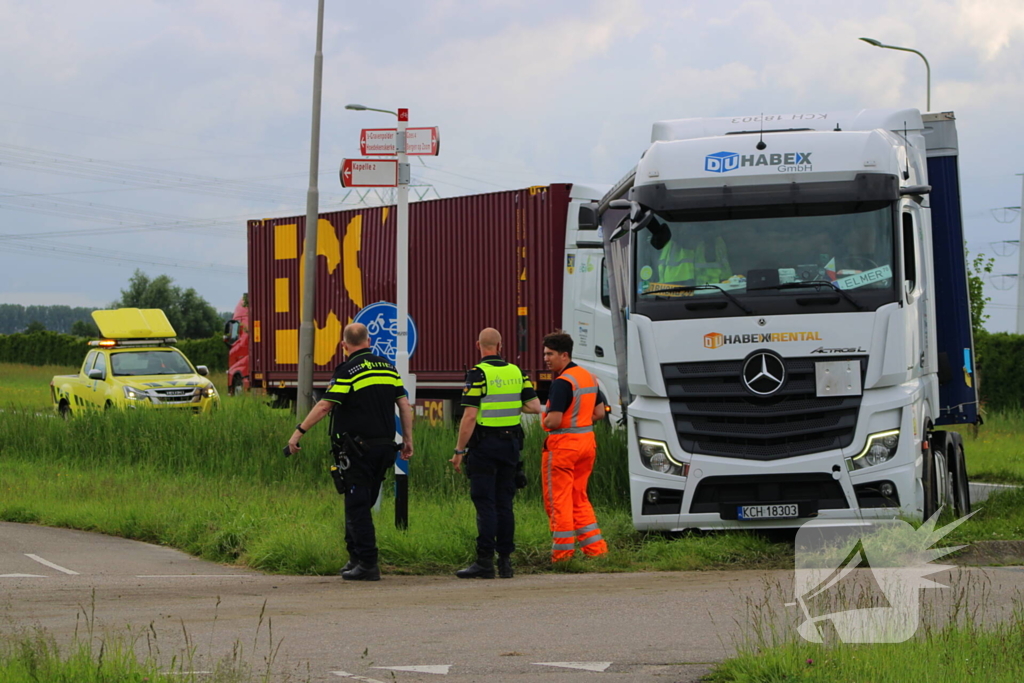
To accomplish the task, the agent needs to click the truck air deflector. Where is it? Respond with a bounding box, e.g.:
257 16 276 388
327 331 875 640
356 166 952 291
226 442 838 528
662 356 867 460
631 173 898 212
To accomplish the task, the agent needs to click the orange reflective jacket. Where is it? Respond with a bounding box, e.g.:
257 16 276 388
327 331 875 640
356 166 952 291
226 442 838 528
543 365 598 436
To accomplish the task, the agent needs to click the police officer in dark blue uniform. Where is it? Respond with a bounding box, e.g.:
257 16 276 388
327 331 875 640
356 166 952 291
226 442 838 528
451 328 541 579
289 323 413 581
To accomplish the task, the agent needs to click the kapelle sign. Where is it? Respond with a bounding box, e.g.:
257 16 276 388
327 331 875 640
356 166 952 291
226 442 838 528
359 127 440 156
339 159 398 188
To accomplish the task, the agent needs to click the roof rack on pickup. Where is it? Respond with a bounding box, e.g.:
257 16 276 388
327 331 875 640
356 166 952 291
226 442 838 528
91 308 177 340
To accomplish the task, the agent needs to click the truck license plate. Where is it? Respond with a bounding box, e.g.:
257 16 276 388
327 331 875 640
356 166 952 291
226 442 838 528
737 504 799 520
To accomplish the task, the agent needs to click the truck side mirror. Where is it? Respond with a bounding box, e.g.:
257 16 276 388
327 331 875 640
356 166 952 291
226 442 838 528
196 365 209 376
578 204 598 230
87 368 103 380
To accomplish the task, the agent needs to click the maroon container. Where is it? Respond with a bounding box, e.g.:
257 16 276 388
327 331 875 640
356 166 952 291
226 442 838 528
248 185 572 396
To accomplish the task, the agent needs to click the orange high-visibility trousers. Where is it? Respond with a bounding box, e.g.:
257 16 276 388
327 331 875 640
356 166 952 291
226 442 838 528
542 433 608 562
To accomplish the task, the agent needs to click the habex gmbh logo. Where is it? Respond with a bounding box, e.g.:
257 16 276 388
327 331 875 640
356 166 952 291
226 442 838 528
704 333 724 349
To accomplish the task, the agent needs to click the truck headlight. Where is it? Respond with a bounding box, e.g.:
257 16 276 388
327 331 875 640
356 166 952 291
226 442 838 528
123 386 148 401
639 438 687 476
849 430 900 470
203 385 217 398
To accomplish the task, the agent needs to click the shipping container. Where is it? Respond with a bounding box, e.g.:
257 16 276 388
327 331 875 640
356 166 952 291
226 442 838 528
247 184 574 400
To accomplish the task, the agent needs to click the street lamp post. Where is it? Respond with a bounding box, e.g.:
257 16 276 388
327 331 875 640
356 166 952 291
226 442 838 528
296 0 326 418
859 37 931 112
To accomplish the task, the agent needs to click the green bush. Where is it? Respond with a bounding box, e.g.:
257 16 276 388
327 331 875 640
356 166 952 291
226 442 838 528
975 331 1024 412
0 332 227 372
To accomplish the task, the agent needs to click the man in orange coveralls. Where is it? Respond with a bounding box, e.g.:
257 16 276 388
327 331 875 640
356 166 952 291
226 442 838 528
541 330 609 562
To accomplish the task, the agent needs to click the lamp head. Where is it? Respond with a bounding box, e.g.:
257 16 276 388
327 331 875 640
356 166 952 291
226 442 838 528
859 37 883 47
345 104 367 111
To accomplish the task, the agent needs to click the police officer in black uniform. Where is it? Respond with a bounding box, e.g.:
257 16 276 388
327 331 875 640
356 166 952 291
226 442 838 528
451 328 541 579
288 323 413 581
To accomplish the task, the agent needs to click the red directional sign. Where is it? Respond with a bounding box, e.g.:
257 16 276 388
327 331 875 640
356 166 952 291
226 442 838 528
340 158 398 188
359 127 440 156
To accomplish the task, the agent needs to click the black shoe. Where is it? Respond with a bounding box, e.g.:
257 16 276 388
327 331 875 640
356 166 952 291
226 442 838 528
455 561 495 579
497 555 513 579
338 559 357 575
342 562 381 581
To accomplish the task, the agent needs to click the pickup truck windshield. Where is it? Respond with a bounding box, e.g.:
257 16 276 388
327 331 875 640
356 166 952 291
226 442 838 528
111 350 193 376
634 201 896 314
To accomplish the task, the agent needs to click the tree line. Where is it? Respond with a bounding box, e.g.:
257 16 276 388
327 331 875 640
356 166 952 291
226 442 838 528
0 270 230 339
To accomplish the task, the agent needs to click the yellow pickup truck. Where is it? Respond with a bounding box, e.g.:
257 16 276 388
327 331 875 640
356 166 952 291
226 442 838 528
50 308 219 417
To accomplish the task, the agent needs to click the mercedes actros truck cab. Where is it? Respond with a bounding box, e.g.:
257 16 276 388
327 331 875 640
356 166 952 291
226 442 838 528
594 109 978 530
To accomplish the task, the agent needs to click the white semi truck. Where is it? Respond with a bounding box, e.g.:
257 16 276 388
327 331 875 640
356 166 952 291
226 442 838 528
578 109 979 530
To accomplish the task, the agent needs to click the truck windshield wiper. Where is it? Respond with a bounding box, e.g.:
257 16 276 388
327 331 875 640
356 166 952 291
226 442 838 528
641 284 755 315
755 280 865 311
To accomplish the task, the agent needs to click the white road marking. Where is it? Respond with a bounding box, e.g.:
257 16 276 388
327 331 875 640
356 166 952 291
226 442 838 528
136 575 251 578
0 574 47 578
373 664 451 675
330 672 386 682
25 554 78 575
534 661 613 672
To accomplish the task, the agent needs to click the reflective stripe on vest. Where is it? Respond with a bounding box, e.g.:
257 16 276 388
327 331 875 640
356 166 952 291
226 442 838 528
547 366 598 435
476 361 525 428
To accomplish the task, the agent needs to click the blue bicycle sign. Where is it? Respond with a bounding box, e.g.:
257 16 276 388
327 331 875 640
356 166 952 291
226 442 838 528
352 302 418 364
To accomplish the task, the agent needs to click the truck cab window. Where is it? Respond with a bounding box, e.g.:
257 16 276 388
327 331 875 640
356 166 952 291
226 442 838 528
902 212 917 291
633 200 897 316
83 351 97 374
601 258 610 308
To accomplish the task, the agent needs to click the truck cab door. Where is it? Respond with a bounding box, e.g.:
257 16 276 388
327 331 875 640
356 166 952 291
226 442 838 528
566 247 618 407
85 352 111 408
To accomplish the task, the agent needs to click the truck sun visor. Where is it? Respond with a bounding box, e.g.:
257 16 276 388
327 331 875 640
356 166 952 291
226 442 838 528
631 173 899 212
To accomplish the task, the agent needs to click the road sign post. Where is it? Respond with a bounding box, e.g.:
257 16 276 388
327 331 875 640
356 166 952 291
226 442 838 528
342 106 438 530
395 108 410 530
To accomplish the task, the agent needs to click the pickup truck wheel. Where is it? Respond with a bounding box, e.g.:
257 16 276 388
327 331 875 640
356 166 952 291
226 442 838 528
58 401 71 420
104 401 114 411
230 374 244 397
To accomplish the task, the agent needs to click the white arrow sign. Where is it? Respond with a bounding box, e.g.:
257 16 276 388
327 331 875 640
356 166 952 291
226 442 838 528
340 159 399 188
373 665 451 675
534 662 613 673
360 127 440 156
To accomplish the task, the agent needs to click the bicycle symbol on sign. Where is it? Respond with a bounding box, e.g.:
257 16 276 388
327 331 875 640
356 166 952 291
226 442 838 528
353 302 418 365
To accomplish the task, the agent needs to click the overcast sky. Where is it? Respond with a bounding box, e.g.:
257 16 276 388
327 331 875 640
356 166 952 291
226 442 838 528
1 0 1023 331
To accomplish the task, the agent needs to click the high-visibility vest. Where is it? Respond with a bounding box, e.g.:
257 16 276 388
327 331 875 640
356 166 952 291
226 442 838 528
544 365 598 435
657 237 730 284
476 361 525 428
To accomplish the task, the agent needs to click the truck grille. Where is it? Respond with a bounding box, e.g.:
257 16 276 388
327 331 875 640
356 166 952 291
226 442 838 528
149 387 199 404
662 356 864 460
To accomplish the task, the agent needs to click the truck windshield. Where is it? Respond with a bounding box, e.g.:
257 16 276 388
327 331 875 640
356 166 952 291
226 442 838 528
634 201 896 313
111 350 194 376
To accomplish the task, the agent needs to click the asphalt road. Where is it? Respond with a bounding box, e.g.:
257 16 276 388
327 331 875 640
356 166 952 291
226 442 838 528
2 522 1022 682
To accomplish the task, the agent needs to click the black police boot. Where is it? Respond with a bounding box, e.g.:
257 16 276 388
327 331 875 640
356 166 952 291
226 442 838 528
497 554 513 579
455 557 495 579
337 559 357 575
342 561 381 581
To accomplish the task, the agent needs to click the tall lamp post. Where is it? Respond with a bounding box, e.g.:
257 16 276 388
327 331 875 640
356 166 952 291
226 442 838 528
859 37 931 112
345 103 412 530
296 0 326 418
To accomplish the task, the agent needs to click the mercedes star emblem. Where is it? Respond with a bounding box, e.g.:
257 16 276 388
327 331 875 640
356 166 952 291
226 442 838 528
742 351 786 396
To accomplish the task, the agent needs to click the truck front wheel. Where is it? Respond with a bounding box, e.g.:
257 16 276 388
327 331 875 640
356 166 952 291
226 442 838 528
924 431 956 520
230 374 244 397
58 401 71 420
